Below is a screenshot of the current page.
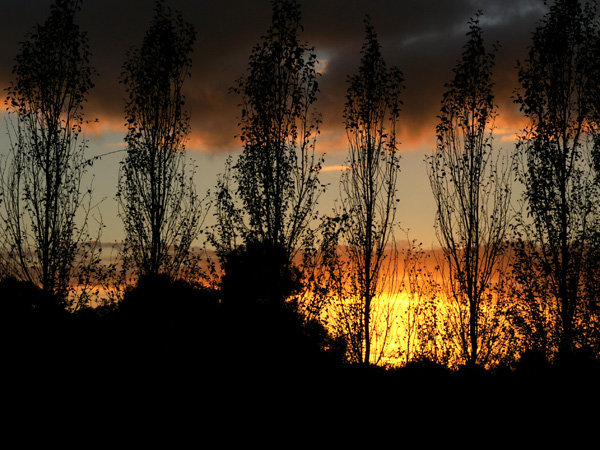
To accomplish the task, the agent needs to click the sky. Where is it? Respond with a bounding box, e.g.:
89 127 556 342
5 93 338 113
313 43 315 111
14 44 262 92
0 0 548 246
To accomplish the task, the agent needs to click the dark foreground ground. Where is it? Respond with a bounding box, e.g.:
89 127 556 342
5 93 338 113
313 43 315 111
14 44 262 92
2 275 600 397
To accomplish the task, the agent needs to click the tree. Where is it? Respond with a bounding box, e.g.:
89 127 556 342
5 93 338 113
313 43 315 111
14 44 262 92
427 14 511 368
117 0 204 280
317 19 404 366
212 0 322 262
584 2 600 357
0 0 97 302
512 0 600 362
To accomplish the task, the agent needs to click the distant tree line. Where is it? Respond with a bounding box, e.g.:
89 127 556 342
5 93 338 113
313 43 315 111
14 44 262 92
2 0 600 374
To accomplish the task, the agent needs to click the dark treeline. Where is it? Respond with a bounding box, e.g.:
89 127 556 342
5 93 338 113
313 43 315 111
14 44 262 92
2 0 600 381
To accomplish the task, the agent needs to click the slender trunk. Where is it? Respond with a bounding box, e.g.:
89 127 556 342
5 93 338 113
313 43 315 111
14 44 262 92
363 132 374 366
469 293 478 367
42 135 53 293
559 138 573 361
364 265 371 366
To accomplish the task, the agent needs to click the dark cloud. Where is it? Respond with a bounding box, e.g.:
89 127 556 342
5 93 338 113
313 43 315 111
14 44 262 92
0 0 547 153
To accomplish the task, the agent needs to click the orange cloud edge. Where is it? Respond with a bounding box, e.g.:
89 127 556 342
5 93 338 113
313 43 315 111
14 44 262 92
1 105 527 156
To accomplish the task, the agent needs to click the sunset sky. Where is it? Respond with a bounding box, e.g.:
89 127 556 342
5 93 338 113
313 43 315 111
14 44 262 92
0 0 548 246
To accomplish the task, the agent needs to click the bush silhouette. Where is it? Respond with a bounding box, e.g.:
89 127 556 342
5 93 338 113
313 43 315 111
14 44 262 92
0 277 68 369
219 242 345 375
0 276 65 320
220 241 301 308
116 273 221 370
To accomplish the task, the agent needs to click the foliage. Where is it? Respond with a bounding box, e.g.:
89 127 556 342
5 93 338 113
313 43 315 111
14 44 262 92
220 240 302 308
0 0 99 306
212 0 323 262
427 13 511 367
314 19 404 366
117 0 205 280
0 276 65 320
218 239 345 370
512 0 600 361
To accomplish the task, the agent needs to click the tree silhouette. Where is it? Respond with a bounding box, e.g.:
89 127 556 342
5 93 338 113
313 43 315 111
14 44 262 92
584 2 600 357
427 14 511 368
0 0 98 303
212 0 323 262
117 0 204 280
218 240 344 373
316 19 404 366
220 241 301 308
512 0 600 362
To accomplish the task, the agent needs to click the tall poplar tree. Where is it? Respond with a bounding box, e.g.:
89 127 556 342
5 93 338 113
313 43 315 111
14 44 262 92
427 14 511 368
318 19 404 366
0 0 96 301
118 0 203 280
512 0 599 361
213 0 322 263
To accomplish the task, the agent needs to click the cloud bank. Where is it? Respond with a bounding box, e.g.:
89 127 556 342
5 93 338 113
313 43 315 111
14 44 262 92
0 0 547 153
